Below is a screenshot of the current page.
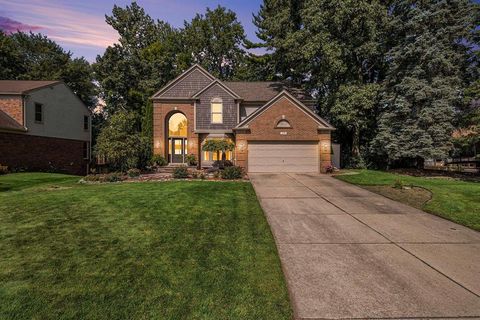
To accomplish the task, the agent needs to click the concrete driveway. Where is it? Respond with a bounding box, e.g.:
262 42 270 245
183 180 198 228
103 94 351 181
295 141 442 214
250 173 480 320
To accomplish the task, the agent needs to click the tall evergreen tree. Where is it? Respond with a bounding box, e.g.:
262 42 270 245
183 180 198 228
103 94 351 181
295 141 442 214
253 0 389 166
372 0 478 167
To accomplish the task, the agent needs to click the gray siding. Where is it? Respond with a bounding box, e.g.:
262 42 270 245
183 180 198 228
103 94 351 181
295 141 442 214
25 84 90 141
160 69 213 97
196 84 237 130
240 105 262 121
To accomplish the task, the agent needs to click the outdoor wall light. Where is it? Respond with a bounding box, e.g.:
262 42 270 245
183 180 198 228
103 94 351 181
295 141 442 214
321 141 329 152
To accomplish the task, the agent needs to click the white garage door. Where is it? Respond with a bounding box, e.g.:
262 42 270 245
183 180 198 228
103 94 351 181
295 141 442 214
248 142 319 173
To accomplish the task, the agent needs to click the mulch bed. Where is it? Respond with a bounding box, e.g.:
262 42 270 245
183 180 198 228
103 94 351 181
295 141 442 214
390 168 480 182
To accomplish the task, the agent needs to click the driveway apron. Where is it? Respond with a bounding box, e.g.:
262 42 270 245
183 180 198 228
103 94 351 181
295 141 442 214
250 173 480 320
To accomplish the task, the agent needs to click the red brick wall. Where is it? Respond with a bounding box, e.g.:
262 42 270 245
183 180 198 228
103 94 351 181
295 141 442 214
235 96 332 173
0 132 88 175
153 102 199 163
0 96 23 125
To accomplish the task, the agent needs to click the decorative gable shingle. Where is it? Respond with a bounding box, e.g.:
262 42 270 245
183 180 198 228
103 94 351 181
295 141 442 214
152 65 215 99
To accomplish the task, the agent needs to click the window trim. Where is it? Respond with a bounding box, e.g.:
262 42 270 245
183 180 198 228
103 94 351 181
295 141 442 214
210 97 223 124
34 103 43 124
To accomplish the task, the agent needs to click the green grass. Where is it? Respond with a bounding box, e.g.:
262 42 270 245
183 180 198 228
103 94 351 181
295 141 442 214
335 170 480 231
0 173 291 320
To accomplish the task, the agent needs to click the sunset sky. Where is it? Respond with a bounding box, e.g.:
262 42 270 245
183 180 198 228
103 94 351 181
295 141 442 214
0 0 264 62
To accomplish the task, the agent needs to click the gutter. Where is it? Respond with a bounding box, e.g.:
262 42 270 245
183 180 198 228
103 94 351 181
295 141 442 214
0 126 27 133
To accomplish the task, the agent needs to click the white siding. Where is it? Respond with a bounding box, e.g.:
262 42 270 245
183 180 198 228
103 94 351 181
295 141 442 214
248 142 319 173
24 83 90 141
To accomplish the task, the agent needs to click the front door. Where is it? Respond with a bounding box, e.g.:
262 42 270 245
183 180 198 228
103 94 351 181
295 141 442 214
171 138 186 163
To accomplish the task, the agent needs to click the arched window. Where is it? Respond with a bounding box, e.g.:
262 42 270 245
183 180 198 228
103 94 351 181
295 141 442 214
211 97 223 124
168 113 187 137
276 119 292 128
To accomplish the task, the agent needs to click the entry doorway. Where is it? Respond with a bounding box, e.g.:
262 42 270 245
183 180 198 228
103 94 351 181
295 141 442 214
167 112 188 164
169 138 187 163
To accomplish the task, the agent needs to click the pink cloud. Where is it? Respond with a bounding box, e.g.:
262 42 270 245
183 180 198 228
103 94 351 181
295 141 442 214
0 16 43 33
0 1 118 49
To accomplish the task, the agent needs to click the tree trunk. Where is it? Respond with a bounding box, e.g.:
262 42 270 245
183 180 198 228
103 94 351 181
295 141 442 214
415 156 425 169
351 125 360 157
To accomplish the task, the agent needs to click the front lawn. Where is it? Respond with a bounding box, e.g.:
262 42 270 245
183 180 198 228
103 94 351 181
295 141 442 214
335 170 480 231
0 173 291 319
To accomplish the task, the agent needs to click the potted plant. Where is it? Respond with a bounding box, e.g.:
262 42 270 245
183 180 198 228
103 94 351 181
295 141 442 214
185 154 197 166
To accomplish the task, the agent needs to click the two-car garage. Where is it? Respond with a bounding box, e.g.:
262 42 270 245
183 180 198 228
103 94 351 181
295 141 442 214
247 141 319 173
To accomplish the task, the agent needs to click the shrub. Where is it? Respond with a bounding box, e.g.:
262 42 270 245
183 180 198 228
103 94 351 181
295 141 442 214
213 171 220 179
200 173 205 180
221 166 243 179
127 168 141 178
185 154 197 166
0 165 8 175
83 172 124 183
173 166 189 179
151 154 167 167
95 111 150 172
213 160 233 168
345 155 367 169
393 178 404 189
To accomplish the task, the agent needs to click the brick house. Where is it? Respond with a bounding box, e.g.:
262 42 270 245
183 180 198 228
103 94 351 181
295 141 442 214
152 65 335 173
0 81 91 175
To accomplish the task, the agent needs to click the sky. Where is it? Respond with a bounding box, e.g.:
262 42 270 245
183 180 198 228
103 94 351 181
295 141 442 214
0 0 264 62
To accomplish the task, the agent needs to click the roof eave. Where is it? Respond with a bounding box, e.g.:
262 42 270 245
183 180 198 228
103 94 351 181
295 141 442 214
191 80 242 100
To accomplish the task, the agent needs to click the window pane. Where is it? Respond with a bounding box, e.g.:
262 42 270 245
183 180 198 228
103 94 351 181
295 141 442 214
35 104 42 122
212 113 222 123
211 102 222 113
203 151 209 161
212 152 218 161
168 113 188 137
277 120 291 128
174 140 182 155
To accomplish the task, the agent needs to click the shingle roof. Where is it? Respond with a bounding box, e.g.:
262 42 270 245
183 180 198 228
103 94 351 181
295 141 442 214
224 81 313 102
0 80 60 94
0 109 25 131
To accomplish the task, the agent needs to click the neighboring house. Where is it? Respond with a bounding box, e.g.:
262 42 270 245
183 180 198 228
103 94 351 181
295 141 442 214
152 64 335 173
0 80 91 175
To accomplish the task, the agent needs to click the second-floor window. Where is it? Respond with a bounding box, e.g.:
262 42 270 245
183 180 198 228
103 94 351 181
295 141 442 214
84 115 89 130
211 98 223 124
35 103 43 123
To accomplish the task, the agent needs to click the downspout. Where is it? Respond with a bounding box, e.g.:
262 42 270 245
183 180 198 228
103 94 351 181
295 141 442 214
22 95 27 130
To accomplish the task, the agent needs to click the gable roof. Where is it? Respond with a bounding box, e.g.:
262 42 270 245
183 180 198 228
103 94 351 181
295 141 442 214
234 90 334 130
0 80 61 95
191 79 241 99
151 64 215 99
224 81 313 102
0 109 25 132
